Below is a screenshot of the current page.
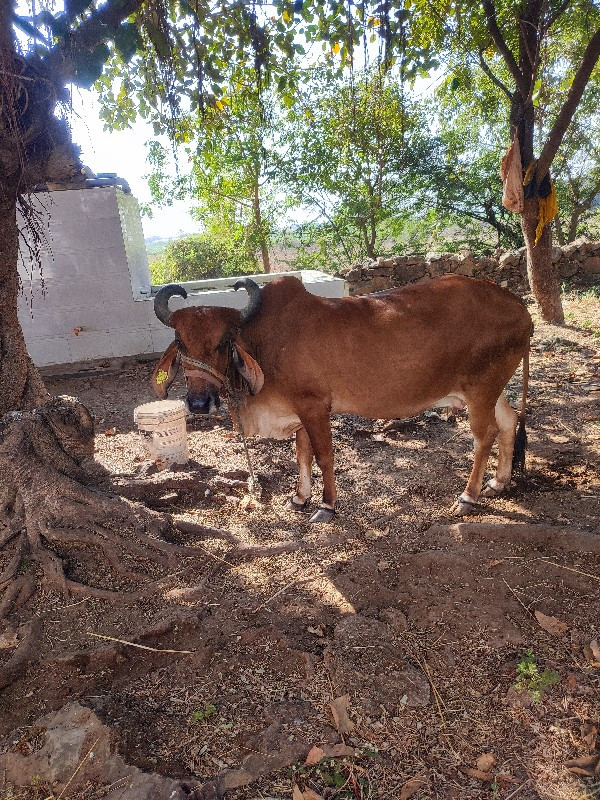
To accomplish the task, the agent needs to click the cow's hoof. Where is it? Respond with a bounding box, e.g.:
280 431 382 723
288 495 311 512
308 505 336 523
451 498 478 517
480 480 504 498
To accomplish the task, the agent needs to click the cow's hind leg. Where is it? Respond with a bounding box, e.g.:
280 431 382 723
296 406 337 523
481 392 518 497
453 397 499 516
288 427 313 512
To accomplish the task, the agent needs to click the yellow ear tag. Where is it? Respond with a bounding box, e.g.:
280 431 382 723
156 369 169 385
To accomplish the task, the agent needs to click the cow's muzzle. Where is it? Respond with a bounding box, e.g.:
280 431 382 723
187 389 220 415
181 354 228 415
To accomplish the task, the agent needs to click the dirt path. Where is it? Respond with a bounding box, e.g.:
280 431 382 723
0 289 598 800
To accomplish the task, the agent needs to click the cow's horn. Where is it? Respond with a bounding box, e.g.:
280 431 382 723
234 278 262 325
154 284 187 327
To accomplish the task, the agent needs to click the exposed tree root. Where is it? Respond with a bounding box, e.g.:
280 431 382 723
0 396 227 689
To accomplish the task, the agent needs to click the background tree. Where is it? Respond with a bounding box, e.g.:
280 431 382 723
279 67 432 266
420 94 523 252
150 231 259 284
409 0 600 322
146 80 280 273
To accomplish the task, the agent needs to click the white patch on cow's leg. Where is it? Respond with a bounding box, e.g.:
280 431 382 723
288 426 313 512
492 391 518 491
297 407 337 522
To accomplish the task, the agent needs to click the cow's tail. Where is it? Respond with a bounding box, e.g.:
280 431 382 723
512 341 530 474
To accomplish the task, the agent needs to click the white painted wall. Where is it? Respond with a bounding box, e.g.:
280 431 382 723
17 186 347 368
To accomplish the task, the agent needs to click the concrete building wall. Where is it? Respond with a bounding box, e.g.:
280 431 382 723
17 186 347 369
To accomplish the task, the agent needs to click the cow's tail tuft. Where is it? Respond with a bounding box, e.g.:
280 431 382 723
512 343 530 474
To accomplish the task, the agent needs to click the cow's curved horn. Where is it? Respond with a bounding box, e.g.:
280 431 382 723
234 278 262 325
154 284 187 327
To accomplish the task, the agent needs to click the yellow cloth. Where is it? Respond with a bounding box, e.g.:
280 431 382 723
523 161 558 245
535 180 558 245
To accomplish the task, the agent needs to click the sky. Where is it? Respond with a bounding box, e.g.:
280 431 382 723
68 88 198 241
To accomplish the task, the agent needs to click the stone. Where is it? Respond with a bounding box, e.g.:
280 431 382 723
428 259 449 277
499 250 520 267
394 261 427 284
558 259 580 278
365 266 394 277
455 256 476 276
582 255 600 274
0 703 198 799
352 276 390 295
337 265 362 281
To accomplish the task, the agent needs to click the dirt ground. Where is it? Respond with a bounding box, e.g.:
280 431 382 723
1 287 599 800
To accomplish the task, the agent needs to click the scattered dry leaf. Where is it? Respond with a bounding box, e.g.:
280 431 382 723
239 495 258 511
583 639 600 667
302 790 325 800
307 624 326 637
0 628 18 650
566 673 578 691
399 774 427 799
485 559 503 568
476 753 496 773
581 722 598 751
104 427 117 436
565 754 600 777
322 744 356 758
330 694 355 734
305 746 325 766
377 560 391 572
534 610 569 636
465 768 496 781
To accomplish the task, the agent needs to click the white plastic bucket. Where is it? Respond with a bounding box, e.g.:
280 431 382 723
134 400 189 467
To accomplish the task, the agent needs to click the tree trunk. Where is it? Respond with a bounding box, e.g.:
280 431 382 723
0 196 49 417
521 197 564 324
252 182 271 273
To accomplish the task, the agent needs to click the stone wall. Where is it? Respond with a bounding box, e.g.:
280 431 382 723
338 237 600 296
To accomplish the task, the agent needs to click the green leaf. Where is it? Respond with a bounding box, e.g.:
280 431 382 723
73 44 110 89
145 20 171 60
50 13 69 38
114 22 142 62
65 0 93 19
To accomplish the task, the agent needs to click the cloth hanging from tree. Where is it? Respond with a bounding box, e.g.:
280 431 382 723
523 160 558 245
500 134 524 213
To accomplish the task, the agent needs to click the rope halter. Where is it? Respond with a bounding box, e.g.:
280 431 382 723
179 347 261 497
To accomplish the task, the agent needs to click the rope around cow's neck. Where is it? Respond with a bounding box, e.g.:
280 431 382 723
180 349 261 497
227 388 261 498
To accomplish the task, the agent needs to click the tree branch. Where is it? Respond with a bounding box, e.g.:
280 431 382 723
42 0 146 84
482 0 529 98
537 25 600 178
478 50 513 100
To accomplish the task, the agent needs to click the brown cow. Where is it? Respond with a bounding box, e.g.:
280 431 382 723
152 274 531 522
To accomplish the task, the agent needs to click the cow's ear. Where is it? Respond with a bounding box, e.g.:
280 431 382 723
233 343 264 396
152 340 180 398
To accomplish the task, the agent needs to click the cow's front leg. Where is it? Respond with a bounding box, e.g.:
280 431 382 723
298 407 336 523
288 426 313 512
